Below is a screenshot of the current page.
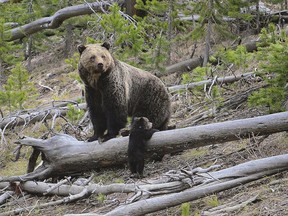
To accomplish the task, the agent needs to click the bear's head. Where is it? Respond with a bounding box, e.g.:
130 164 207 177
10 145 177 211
131 117 153 131
78 42 114 75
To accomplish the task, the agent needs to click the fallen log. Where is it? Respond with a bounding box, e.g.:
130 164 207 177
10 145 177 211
159 41 259 77
1 111 288 182
99 154 288 216
168 72 255 92
160 29 288 76
178 85 266 127
0 72 255 131
0 103 86 130
1 154 287 215
3 2 111 42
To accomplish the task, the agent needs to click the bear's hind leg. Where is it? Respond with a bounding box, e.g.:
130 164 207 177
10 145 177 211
102 112 127 142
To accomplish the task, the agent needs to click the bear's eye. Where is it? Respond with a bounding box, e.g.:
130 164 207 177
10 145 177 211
101 55 106 59
90 56 95 61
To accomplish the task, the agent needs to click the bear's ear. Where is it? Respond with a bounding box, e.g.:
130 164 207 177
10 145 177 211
77 45 86 55
101 42 110 50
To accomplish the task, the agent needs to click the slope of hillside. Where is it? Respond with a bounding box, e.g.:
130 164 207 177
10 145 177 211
0 29 288 216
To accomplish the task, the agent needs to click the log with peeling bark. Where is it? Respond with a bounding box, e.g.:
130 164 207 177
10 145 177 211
0 72 255 131
3 2 112 42
1 154 287 216
168 72 256 92
0 103 86 130
99 154 288 216
1 111 288 182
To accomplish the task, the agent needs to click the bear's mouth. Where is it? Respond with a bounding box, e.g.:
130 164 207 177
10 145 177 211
91 68 104 74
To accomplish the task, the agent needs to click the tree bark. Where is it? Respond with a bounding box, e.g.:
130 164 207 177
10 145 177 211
203 0 213 67
1 111 288 182
125 0 136 17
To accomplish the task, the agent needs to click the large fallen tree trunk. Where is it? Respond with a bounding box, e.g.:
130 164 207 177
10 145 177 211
3 2 113 42
100 154 288 216
1 111 288 182
1 154 287 216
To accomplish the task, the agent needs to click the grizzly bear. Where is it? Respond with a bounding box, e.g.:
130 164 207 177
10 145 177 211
128 117 158 177
77 42 170 142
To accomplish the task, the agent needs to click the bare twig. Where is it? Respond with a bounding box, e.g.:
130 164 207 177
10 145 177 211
43 177 71 195
0 191 15 205
1 188 89 216
202 194 259 215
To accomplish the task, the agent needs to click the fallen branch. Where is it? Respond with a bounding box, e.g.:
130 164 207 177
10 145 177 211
1 188 90 216
202 194 259 215
0 103 86 130
1 111 288 182
64 154 288 216
4 2 111 42
168 72 256 92
0 191 15 205
1 154 287 216
178 85 266 127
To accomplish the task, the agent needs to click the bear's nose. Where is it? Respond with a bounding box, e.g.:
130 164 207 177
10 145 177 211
98 63 104 68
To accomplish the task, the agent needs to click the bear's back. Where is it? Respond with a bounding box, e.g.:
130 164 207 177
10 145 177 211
115 61 170 128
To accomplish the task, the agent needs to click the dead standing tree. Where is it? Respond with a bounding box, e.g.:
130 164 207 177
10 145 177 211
1 111 288 182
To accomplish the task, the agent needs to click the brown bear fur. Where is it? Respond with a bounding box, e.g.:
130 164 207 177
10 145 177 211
78 42 171 142
128 117 158 177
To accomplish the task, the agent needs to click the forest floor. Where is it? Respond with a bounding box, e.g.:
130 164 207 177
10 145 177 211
1 34 288 216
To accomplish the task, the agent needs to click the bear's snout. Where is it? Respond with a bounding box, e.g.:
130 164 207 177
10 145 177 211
97 63 104 69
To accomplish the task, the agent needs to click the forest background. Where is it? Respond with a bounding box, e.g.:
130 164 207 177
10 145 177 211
0 0 288 215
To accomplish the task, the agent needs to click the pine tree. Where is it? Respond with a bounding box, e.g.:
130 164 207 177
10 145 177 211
248 24 288 112
0 64 37 112
135 0 186 71
99 3 145 64
190 0 253 68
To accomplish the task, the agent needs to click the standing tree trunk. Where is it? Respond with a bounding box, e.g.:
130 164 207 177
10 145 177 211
255 0 260 34
125 0 136 17
166 0 173 65
64 23 73 58
64 1 73 58
25 0 33 72
125 0 147 18
203 0 212 68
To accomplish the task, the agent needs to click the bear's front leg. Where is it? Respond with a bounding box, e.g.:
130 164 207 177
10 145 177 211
85 87 107 142
102 109 127 142
88 110 107 142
